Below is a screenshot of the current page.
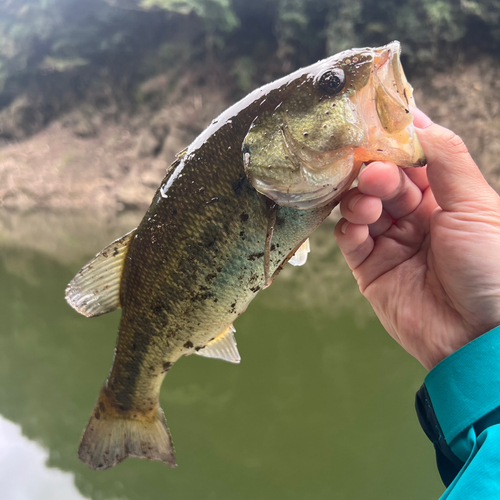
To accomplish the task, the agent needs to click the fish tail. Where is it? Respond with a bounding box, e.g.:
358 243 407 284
78 389 176 471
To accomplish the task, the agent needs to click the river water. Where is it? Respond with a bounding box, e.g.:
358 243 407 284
0 217 444 500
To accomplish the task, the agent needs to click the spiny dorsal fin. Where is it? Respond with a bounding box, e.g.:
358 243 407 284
288 238 310 266
65 229 136 318
195 325 240 364
175 147 188 159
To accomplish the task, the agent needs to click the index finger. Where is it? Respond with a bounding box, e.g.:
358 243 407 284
358 162 423 221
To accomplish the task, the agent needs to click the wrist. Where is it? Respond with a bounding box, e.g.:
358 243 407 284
420 322 500 371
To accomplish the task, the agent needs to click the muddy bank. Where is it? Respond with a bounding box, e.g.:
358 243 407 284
0 56 499 218
0 69 230 213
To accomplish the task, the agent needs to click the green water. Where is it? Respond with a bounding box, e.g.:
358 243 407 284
0 221 444 500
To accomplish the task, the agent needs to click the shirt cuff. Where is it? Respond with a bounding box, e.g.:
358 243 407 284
425 326 500 445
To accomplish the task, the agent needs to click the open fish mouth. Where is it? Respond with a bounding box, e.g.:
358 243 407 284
374 42 414 129
353 41 426 168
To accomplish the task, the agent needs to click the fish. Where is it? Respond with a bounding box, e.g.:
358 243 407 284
65 41 425 471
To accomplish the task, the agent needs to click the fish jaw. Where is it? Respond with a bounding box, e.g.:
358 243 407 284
352 41 426 168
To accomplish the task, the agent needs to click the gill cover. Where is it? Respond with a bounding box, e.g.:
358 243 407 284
243 42 425 209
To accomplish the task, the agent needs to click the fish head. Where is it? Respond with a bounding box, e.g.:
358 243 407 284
243 41 426 209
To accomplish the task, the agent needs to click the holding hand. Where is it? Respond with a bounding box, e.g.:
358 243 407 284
334 109 500 370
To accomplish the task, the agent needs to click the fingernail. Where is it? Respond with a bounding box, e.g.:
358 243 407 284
410 106 433 129
340 220 350 234
348 194 363 212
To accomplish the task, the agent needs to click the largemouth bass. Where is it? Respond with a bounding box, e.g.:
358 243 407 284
66 41 425 470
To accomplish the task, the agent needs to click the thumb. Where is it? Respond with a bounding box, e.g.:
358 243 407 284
413 109 498 213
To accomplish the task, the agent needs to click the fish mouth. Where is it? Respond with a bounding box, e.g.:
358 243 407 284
356 41 426 167
374 42 413 111
374 42 400 72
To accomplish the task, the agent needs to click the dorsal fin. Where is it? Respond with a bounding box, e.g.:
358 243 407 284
195 325 240 364
175 147 188 159
65 229 136 318
288 238 310 266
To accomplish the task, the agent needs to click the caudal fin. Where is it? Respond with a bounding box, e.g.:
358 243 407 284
78 398 176 471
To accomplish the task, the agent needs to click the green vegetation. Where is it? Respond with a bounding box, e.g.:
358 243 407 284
0 0 498 126
141 0 239 36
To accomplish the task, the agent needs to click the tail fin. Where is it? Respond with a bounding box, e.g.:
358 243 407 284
78 397 176 471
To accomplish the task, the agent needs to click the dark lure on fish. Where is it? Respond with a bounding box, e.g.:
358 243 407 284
66 41 425 470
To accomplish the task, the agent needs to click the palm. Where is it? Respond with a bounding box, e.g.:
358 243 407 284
362 210 497 369
334 118 500 369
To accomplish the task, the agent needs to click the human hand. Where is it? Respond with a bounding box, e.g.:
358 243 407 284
334 109 500 370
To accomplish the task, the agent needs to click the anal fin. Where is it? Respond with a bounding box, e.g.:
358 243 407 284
195 325 240 364
288 238 310 266
65 229 136 318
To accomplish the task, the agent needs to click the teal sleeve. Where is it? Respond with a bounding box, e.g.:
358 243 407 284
416 325 500 499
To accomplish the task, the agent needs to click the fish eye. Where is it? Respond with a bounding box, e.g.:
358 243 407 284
317 69 345 95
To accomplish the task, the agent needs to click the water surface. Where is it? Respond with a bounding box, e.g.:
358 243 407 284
0 219 444 500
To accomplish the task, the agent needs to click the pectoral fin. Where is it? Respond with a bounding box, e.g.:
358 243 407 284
65 229 136 318
288 238 310 266
195 325 240 363
263 199 278 288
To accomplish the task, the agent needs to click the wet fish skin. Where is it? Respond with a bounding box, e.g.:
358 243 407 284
67 41 425 471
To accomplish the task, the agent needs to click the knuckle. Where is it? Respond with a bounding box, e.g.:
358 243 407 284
440 129 469 156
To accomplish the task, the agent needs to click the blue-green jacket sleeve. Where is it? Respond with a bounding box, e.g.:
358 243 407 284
415 325 500 499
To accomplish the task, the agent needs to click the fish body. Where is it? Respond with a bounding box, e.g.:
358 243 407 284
66 41 425 470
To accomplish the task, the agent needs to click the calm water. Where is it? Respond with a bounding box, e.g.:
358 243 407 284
0 219 444 500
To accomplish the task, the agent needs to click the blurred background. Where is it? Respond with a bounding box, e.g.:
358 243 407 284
0 1 498 499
